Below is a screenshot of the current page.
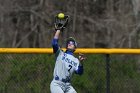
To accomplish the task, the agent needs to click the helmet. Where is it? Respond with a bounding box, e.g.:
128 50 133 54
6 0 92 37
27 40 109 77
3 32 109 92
66 37 77 48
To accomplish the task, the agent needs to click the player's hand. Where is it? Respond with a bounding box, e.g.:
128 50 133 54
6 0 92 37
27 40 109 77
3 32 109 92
79 53 86 62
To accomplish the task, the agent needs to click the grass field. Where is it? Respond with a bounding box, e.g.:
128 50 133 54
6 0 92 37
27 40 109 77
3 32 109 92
0 54 140 93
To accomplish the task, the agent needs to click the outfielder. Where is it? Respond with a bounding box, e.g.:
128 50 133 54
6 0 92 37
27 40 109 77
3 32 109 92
50 13 86 93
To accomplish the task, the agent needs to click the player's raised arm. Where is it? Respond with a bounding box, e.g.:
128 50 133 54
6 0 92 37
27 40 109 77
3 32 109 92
52 30 61 53
52 13 69 53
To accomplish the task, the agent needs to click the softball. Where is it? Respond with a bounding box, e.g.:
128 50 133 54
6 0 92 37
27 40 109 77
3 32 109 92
58 13 65 19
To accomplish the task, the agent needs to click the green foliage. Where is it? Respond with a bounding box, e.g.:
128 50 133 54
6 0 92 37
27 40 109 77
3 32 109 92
0 54 140 93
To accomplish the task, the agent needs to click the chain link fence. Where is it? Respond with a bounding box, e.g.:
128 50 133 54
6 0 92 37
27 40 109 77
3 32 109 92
0 54 140 93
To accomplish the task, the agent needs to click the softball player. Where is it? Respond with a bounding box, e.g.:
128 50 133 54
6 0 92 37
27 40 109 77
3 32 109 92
50 14 86 93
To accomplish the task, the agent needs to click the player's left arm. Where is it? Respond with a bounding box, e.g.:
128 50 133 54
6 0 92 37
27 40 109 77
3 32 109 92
75 64 83 75
75 54 86 75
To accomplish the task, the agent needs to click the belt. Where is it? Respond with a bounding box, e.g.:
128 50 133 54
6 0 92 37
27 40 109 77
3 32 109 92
55 76 70 83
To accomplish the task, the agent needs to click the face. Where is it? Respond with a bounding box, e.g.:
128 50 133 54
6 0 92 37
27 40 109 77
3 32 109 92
67 41 75 50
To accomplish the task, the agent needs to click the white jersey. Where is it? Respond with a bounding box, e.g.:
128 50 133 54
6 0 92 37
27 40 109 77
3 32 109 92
53 50 80 81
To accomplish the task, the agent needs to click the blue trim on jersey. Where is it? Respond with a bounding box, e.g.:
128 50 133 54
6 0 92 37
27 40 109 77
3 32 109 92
55 75 59 80
52 38 59 53
55 75 70 83
65 50 73 55
75 65 83 75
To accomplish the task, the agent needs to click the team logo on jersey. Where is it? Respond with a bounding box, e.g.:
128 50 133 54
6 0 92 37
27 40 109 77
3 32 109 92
62 54 77 67
63 53 67 57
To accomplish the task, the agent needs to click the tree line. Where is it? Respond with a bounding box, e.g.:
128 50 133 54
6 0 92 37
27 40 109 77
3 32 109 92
0 0 139 48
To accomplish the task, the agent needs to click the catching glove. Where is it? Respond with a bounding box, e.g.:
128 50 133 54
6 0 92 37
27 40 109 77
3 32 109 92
54 14 69 31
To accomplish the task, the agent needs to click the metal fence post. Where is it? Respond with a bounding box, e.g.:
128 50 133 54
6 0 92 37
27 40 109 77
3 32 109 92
106 54 110 93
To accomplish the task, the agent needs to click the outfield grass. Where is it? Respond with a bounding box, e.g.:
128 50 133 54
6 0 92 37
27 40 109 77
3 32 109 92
0 54 140 93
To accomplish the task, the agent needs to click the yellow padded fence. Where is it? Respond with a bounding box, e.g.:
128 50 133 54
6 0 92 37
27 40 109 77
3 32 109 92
0 48 140 54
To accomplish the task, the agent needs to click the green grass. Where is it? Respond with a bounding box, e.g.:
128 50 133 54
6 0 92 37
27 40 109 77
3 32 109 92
0 54 140 93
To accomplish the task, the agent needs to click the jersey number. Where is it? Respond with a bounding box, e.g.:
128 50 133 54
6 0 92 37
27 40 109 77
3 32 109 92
68 65 72 72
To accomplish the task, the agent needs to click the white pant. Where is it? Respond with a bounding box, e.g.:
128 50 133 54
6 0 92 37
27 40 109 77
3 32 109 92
50 80 77 93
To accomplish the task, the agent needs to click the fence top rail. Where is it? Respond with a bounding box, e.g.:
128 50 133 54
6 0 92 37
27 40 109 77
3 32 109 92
0 48 140 54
